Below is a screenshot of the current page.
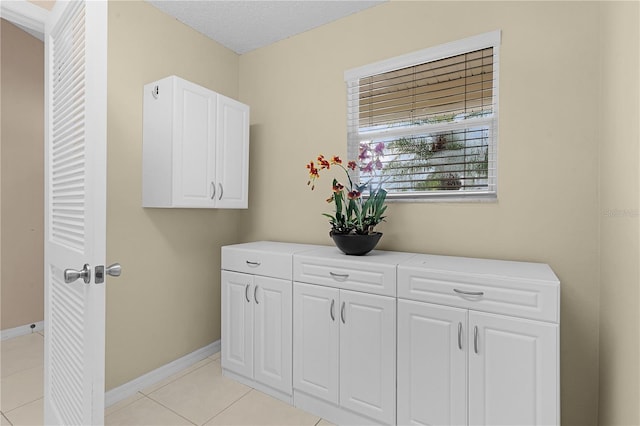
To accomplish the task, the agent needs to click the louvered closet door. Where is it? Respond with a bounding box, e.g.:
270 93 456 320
43 1 108 425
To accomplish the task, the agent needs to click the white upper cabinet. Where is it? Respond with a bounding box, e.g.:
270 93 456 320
142 76 249 208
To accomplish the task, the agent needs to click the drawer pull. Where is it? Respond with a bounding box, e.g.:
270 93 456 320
254 285 259 304
341 302 346 324
474 326 479 354
330 299 335 321
245 284 250 303
330 272 349 280
458 322 463 350
454 288 484 297
246 260 261 267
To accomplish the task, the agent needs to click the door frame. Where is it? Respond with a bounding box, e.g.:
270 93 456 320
1 1 48 37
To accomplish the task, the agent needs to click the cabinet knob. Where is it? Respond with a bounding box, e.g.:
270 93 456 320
210 182 216 200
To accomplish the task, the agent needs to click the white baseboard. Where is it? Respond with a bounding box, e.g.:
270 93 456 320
1 321 45 341
105 340 220 408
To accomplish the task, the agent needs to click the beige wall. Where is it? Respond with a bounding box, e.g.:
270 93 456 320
105 1 241 390
4 1 635 422
238 1 639 424
598 2 640 425
0 19 44 331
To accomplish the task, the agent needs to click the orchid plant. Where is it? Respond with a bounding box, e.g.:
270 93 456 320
306 143 388 235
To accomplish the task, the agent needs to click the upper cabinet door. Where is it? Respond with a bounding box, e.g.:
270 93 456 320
216 94 250 209
173 78 217 207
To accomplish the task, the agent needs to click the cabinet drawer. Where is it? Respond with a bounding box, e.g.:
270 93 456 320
398 254 560 323
294 247 414 297
222 242 315 280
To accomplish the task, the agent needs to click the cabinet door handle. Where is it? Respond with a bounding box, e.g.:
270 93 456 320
218 183 224 200
245 260 261 267
254 285 259 304
330 299 335 321
474 325 479 354
340 302 346 324
458 322 463 350
454 288 484 297
330 272 349 280
245 284 250 303
210 182 216 200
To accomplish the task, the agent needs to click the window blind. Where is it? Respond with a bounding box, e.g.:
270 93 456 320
345 32 499 199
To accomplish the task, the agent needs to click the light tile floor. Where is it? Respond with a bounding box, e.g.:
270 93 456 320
1 333 333 426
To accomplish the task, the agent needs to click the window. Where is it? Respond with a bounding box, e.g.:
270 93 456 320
345 31 500 200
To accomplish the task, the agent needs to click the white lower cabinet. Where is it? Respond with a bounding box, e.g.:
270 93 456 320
221 270 292 396
221 244 560 426
397 301 559 426
221 242 318 401
293 282 396 425
398 253 560 426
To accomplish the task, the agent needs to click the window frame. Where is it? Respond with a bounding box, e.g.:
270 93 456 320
344 30 501 202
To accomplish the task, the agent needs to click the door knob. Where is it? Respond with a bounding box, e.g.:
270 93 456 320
64 264 91 284
105 263 122 277
95 263 122 284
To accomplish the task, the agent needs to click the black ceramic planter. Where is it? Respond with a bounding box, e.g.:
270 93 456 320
330 232 383 256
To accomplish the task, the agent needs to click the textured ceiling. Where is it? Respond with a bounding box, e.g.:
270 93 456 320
146 1 386 54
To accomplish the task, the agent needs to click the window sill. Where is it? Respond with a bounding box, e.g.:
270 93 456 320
386 193 498 204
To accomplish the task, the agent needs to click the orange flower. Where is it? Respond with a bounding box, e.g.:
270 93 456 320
347 161 357 171
306 161 319 189
331 156 342 165
317 155 330 170
332 182 344 192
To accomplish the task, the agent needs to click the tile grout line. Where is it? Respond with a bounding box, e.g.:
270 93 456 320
198 387 254 426
4 397 43 415
141 393 201 426
1 411 15 426
0 369 44 414
104 392 145 418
